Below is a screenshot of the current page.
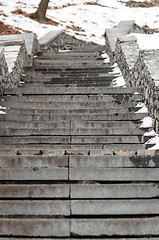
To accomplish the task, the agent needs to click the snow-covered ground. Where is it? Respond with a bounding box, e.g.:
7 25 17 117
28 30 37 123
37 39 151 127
0 0 159 44
0 0 159 149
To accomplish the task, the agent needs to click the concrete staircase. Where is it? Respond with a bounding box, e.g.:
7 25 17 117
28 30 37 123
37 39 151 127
0 43 159 238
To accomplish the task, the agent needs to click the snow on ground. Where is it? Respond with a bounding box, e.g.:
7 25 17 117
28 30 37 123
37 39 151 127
0 0 159 44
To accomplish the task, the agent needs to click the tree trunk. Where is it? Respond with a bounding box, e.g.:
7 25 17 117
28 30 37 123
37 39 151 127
31 0 50 21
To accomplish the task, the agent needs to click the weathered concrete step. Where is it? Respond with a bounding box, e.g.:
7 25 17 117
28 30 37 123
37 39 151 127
71 199 159 215
71 136 143 144
0 136 143 145
37 55 101 60
37 75 115 82
0 149 67 156
33 63 107 68
69 155 159 168
0 136 71 145
41 51 101 57
4 86 142 95
69 168 159 181
0 121 70 129
71 218 159 236
0 111 147 121
71 183 159 199
34 59 105 64
0 127 144 137
0 183 158 199
33 66 111 72
0 155 68 168
0 120 141 129
0 238 157 240
41 51 102 57
0 200 70 216
0 200 158 216
30 67 113 74
0 143 145 151
0 168 68 181
25 69 114 77
0 184 69 199
1 101 140 109
2 94 142 103
0 107 137 115
24 75 116 83
0 219 69 236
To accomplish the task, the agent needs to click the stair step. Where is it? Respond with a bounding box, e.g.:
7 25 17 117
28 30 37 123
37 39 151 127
0 184 69 198
0 101 140 109
0 128 145 136
0 155 68 168
4 86 142 95
0 120 141 129
2 94 142 103
0 111 147 121
0 135 144 145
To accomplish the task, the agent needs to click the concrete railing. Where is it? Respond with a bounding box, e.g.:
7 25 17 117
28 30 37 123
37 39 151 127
105 20 159 133
0 30 64 94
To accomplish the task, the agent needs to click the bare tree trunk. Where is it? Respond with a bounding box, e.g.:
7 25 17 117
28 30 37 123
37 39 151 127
30 0 50 21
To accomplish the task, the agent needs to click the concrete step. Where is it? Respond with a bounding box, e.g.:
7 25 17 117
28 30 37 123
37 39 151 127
19 81 114 88
0 219 69 237
0 120 142 129
1 94 142 103
4 86 143 95
71 183 159 199
0 111 147 121
0 200 70 216
34 59 106 65
24 75 116 83
0 155 68 168
0 135 144 145
28 67 113 74
0 101 141 109
0 168 68 181
0 127 145 137
0 184 69 199
69 155 159 168
0 143 145 151
0 155 157 168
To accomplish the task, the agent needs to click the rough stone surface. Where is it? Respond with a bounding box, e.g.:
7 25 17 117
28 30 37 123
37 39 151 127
42 32 99 52
105 20 159 133
0 47 8 94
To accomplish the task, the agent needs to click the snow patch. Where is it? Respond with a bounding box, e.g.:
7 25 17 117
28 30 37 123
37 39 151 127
140 116 153 128
146 135 159 150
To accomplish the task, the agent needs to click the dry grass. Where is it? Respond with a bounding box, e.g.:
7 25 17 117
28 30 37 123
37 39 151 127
84 1 105 7
0 21 21 35
66 24 85 32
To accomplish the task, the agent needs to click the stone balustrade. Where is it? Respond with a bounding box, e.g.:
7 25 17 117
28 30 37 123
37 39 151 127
105 20 159 133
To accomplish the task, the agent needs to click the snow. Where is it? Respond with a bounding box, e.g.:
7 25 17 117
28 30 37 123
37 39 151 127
0 0 159 44
130 33 159 50
146 135 159 150
144 130 156 137
135 104 148 113
111 63 126 87
0 110 6 114
140 116 153 128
